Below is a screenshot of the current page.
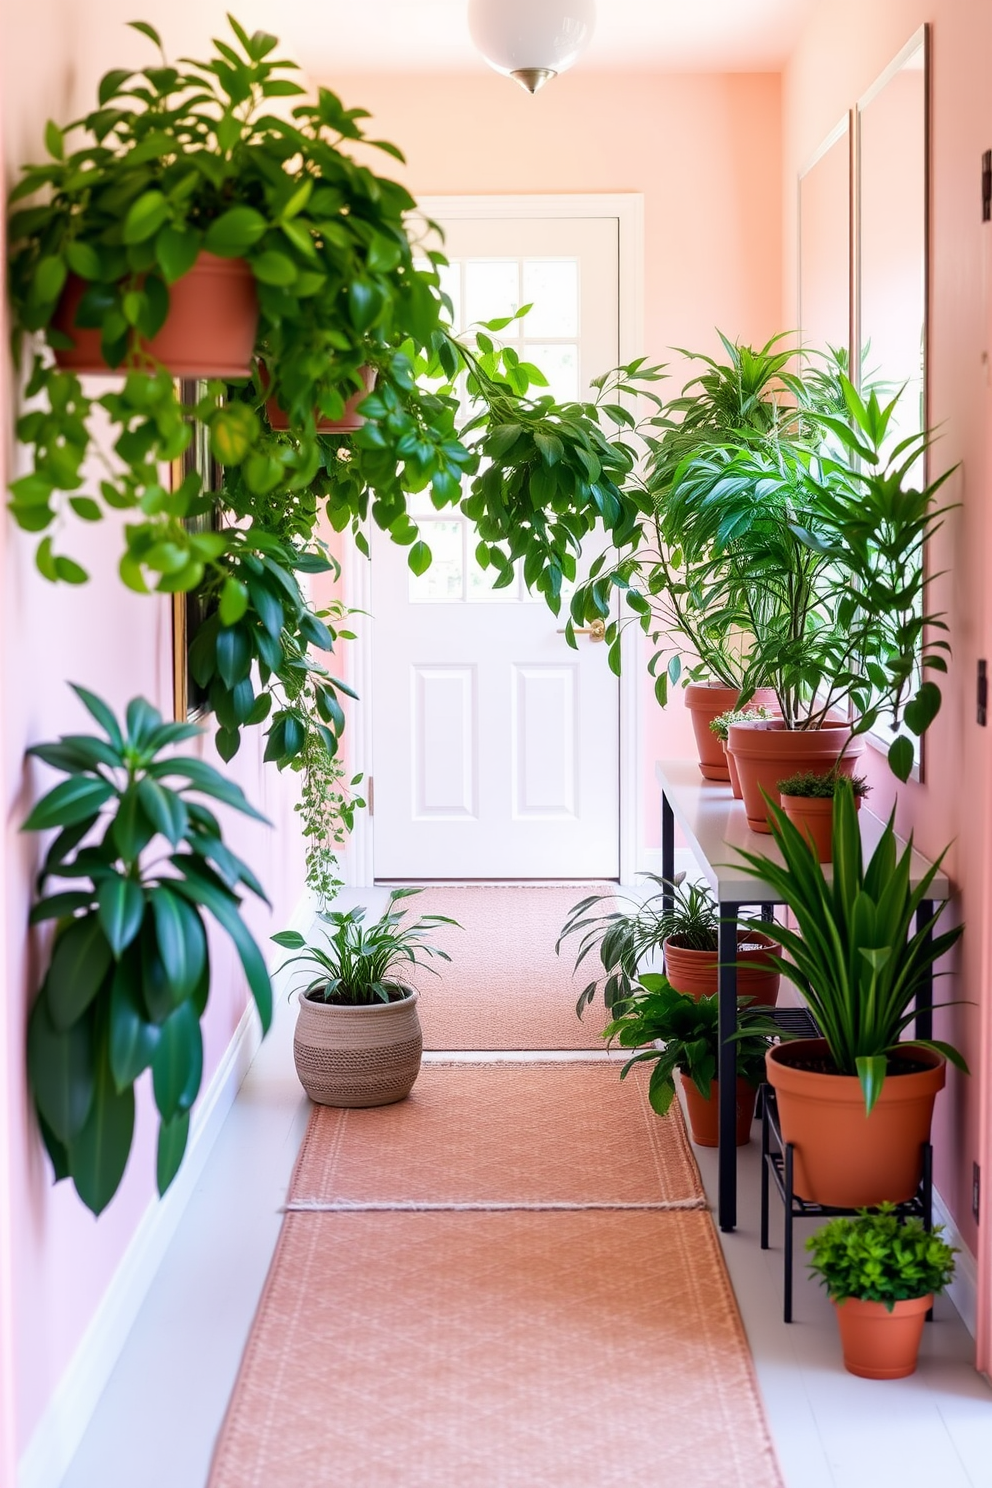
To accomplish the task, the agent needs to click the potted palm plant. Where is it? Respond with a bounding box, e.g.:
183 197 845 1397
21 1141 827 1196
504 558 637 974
603 974 785 1145
732 784 966 1207
807 1206 956 1379
23 685 272 1215
776 768 870 862
557 874 780 1013
272 890 459 1108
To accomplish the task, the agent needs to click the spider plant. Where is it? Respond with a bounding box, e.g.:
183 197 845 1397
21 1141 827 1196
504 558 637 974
272 889 459 1005
731 783 966 1111
557 874 719 1016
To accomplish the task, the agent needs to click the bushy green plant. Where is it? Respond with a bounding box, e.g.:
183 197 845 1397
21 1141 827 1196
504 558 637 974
272 888 459 1005
602 974 784 1116
731 784 966 1112
806 1205 956 1309
23 686 272 1214
777 770 869 799
557 874 720 1016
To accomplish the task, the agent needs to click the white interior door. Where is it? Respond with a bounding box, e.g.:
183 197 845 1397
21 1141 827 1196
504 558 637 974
371 213 621 880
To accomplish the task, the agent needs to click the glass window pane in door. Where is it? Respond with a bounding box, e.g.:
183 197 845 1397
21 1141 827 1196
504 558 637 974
464 260 520 327
522 260 579 337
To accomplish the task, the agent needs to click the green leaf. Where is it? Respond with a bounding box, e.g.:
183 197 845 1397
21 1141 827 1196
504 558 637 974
112 786 155 862
408 541 431 577
151 756 268 822
155 225 201 284
109 954 161 1090
215 624 252 688
44 118 64 159
27 989 94 1143
136 777 189 846
70 684 125 749
68 1035 136 1215
171 868 272 1032
150 885 207 1002
22 775 114 834
97 876 146 956
46 917 114 1030
251 250 297 286
157 1110 190 1195
128 19 162 46
888 735 914 782
218 577 249 625
54 556 89 585
151 1000 203 1121
204 206 269 258
348 279 383 332
271 930 306 950
209 403 258 465
856 1053 889 1116
123 190 171 245
65 241 102 280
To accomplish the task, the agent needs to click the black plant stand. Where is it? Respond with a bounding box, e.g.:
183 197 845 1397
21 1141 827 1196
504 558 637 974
760 1084 934 1322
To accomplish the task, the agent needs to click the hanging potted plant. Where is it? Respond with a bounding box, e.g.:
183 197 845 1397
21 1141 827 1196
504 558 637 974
272 890 459 1107
23 685 272 1214
732 784 966 1208
603 974 786 1146
557 873 780 1014
806 1206 956 1379
777 768 870 862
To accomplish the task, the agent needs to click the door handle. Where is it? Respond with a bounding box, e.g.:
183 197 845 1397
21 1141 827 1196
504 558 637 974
557 619 606 641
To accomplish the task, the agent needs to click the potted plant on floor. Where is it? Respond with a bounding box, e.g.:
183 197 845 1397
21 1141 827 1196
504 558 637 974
603 974 785 1145
776 769 870 862
273 890 459 1108
557 874 780 1013
732 785 966 1207
24 685 272 1214
807 1206 956 1378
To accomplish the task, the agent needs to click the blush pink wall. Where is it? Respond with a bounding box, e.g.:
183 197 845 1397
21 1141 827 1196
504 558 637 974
328 68 783 851
0 0 305 1464
783 0 992 1368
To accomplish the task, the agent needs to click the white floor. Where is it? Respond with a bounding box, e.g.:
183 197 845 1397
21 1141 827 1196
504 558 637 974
56 891 992 1488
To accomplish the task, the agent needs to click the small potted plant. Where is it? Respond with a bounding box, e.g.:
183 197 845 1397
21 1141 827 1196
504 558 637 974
710 705 771 797
806 1206 956 1378
272 890 459 1108
732 785 966 1208
24 685 272 1215
777 769 870 862
558 874 780 1013
603 975 785 1145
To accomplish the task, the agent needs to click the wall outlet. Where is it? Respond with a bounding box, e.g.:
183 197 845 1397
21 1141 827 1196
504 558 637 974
973 1161 981 1224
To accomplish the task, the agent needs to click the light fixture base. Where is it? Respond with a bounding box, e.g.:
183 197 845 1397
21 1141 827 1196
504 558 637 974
511 67 557 94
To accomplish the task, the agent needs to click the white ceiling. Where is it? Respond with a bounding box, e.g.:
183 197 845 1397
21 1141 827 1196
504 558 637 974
270 0 818 80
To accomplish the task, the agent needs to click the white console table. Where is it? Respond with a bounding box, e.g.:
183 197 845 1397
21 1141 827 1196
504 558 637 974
656 759 950 1233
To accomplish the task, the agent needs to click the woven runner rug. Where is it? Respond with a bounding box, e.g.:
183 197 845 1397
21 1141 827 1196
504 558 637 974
208 1209 782 1488
286 1062 705 1211
401 883 616 1050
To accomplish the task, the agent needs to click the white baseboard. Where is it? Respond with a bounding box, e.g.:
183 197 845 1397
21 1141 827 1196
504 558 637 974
932 1186 978 1338
16 891 310 1488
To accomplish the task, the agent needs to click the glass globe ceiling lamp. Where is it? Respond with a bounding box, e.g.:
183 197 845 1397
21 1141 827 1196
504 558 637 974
468 0 596 94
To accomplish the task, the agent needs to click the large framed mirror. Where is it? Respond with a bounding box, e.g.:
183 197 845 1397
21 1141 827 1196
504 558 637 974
798 115 851 367
857 25 930 776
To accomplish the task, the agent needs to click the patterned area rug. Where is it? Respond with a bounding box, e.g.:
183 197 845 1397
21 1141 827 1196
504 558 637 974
208 1210 783 1488
286 1062 705 1211
402 883 616 1051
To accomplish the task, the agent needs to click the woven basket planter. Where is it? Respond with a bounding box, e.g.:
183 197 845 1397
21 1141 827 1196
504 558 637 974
293 986 423 1108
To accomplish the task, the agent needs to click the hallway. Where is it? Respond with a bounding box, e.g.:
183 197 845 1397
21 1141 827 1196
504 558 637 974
54 888 988 1488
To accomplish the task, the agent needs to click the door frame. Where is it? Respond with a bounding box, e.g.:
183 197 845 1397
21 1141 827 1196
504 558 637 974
344 193 645 887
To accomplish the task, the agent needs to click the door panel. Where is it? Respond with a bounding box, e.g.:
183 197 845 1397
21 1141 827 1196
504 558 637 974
371 212 621 879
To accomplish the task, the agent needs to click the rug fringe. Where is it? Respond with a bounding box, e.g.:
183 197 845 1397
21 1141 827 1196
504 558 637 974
282 1198 709 1213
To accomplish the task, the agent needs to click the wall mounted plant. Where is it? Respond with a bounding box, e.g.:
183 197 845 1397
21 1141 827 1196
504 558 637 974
23 686 272 1215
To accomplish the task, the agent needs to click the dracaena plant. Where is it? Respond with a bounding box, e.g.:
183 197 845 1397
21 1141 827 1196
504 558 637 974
24 685 273 1215
731 783 967 1113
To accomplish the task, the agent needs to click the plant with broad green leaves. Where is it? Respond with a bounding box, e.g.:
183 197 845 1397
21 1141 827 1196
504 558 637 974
23 685 272 1215
602 974 784 1115
806 1205 956 1309
272 888 459 1005
731 783 966 1113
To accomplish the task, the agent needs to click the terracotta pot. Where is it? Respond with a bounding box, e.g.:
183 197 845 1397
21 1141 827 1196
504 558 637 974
680 1073 758 1146
726 719 865 834
263 362 377 434
780 791 862 863
663 929 782 1006
683 683 778 782
293 986 423 1108
833 1294 932 1379
725 743 743 798
53 253 259 377
765 1038 945 1207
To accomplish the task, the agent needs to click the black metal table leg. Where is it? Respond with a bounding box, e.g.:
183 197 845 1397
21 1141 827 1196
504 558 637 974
915 900 934 1041
760 903 774 923
718 902 740 1231
760 1091 770 1250
661 792 675 914
784 1143 795 1324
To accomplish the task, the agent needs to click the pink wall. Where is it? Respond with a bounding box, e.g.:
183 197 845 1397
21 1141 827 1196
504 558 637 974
328 69 783 850
783 0 992 1367
0 0 305 1462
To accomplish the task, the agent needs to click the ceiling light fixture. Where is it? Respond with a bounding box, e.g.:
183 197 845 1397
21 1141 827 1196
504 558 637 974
467 0 596 94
